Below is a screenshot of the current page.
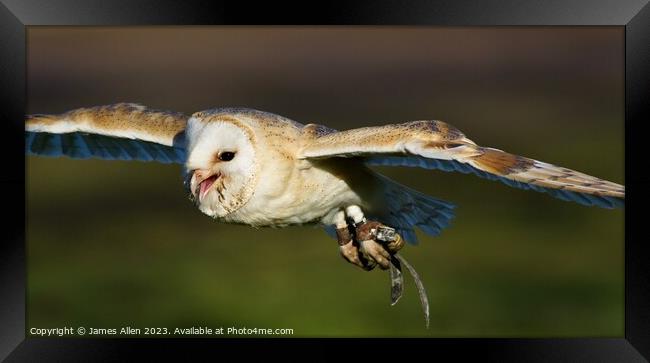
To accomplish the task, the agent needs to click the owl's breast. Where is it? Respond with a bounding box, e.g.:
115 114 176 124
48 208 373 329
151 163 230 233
224 157 376 227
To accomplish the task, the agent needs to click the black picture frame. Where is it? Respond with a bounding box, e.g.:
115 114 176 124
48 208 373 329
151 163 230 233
1 0 648 361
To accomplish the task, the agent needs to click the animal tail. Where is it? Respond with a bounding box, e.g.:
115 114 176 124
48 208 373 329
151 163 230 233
368 172 456 245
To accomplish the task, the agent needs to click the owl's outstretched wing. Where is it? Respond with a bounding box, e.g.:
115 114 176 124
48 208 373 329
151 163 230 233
300 121 624 209
25 103 188 164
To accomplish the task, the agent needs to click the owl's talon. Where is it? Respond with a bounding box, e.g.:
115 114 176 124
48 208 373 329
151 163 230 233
355 220 405 255
335 208 403 271
360 239 391 270
339 241 376 270
336 224 376 271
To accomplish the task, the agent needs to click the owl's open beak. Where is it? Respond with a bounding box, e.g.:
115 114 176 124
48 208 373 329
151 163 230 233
191 170 221 202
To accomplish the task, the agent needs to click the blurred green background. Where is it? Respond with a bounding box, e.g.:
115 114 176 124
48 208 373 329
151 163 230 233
26 27 624 337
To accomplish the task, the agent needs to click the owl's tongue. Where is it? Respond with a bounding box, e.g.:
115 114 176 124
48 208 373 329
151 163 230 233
199 174 219 199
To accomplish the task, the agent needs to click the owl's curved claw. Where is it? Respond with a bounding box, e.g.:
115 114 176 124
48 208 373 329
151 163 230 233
339 241 376 271
360 239 391 270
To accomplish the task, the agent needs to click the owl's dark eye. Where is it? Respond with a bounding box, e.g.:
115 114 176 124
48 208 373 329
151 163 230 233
218 151 236 161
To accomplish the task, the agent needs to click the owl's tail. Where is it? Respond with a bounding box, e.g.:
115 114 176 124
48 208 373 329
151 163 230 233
368 173 456 245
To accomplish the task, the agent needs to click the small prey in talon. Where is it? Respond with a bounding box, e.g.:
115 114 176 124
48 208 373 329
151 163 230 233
25 103 625 328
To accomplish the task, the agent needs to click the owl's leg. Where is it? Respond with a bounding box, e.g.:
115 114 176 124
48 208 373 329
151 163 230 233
345 206 394 270
334 210 376 271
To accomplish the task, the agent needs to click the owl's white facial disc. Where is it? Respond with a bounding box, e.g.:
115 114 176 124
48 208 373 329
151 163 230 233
185 116 258 218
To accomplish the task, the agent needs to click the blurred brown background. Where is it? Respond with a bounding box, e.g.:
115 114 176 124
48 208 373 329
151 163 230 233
26 27 624 337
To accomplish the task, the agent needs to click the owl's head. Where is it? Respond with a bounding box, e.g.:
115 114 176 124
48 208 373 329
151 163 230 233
184 110 259 218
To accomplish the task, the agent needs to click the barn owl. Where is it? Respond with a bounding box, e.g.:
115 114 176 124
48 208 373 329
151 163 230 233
26 103 624 322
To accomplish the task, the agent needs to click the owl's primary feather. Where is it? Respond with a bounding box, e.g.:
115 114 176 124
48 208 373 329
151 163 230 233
25 104 624 243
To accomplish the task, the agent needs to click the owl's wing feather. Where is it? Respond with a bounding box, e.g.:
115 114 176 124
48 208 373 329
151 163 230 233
300 121 624 208
25 103 188 164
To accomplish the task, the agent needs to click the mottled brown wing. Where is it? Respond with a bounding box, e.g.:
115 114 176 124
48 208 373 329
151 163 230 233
26 103 188 163
300 121 624 208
